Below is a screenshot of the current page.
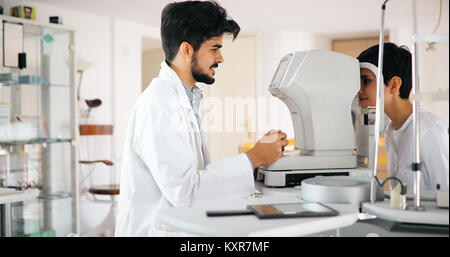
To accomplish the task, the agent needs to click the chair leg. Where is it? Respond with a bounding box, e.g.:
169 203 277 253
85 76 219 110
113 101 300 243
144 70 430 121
81 200 116 237
99 201 116 237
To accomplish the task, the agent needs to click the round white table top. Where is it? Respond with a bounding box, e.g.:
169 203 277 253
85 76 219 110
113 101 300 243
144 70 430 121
156 193 359 237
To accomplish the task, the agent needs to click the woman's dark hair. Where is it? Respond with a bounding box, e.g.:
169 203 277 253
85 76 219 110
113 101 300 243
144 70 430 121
357 42 412 99
161 0 240 64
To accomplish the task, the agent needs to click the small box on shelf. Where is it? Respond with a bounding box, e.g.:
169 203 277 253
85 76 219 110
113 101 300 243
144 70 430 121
49 16 63 25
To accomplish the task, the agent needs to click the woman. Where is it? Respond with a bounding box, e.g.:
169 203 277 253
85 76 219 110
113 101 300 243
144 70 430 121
357 42 448 197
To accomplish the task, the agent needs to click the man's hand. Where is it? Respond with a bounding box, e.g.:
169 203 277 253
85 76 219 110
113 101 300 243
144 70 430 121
246 130 289 169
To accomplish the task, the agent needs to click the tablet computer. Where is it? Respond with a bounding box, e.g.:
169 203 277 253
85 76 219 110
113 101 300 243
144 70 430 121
247 202 339 219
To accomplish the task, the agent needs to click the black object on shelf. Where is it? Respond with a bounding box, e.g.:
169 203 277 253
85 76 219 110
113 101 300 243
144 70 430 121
18 52 26 69
49 16 62 24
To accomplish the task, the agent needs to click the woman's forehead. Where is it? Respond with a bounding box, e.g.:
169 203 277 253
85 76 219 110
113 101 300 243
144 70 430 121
360 68 375 77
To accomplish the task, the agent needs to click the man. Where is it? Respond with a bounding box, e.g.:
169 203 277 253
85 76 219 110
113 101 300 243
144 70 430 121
357 42 449 196
115 0 288 236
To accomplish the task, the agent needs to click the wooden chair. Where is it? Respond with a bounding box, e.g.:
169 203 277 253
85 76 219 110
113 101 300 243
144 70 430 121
79 124 119 236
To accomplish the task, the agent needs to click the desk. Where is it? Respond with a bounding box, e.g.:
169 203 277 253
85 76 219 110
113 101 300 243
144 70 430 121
156 188 359 237
0 188 40 237
156 180 449 237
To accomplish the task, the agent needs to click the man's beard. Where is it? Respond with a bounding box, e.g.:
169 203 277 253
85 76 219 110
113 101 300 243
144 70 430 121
191 54 216 85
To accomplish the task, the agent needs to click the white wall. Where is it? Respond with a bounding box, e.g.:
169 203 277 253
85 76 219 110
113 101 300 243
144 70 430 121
141 47 164 91
112 18 160 174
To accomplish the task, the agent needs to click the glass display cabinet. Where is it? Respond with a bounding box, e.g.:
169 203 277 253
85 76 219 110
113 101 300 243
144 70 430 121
0 14 78 236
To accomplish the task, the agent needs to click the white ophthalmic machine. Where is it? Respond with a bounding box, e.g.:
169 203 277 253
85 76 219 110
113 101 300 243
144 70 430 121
258 50 373 188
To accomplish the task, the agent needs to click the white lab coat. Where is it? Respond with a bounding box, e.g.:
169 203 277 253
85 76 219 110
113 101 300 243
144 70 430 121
115 61 255 236
385 107 449 197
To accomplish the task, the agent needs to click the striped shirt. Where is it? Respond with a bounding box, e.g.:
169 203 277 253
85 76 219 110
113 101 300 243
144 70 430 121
181 82 206 163
182 83 203 114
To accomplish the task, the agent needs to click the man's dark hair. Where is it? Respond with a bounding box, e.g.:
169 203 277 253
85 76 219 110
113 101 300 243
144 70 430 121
161 0 240 64
357 42 412 99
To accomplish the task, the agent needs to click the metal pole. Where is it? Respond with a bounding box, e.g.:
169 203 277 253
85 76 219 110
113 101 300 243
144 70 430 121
0 203 12 237
69 30 80 235
41 28 53 230
409 0 425 211
370 0 387 204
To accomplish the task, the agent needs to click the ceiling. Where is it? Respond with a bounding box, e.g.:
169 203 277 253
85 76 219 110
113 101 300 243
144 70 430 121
28 0 449 39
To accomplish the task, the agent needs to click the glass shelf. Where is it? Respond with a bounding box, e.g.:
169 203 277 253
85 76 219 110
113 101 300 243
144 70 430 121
39 191 72 200
0 14 76 35
0 81 69 88
0 137 73 146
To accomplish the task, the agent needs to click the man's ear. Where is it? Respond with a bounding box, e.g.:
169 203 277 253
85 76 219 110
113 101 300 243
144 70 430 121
179 41 194 59
388 76 402 96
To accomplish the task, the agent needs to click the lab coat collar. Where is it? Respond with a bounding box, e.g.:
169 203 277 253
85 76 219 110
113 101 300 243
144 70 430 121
160 60 203 132
160 60 206 167
160 60 193 110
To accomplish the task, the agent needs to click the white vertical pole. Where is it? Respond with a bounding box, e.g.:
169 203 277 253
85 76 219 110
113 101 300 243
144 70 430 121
370 1 387 204
410 0 424 211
